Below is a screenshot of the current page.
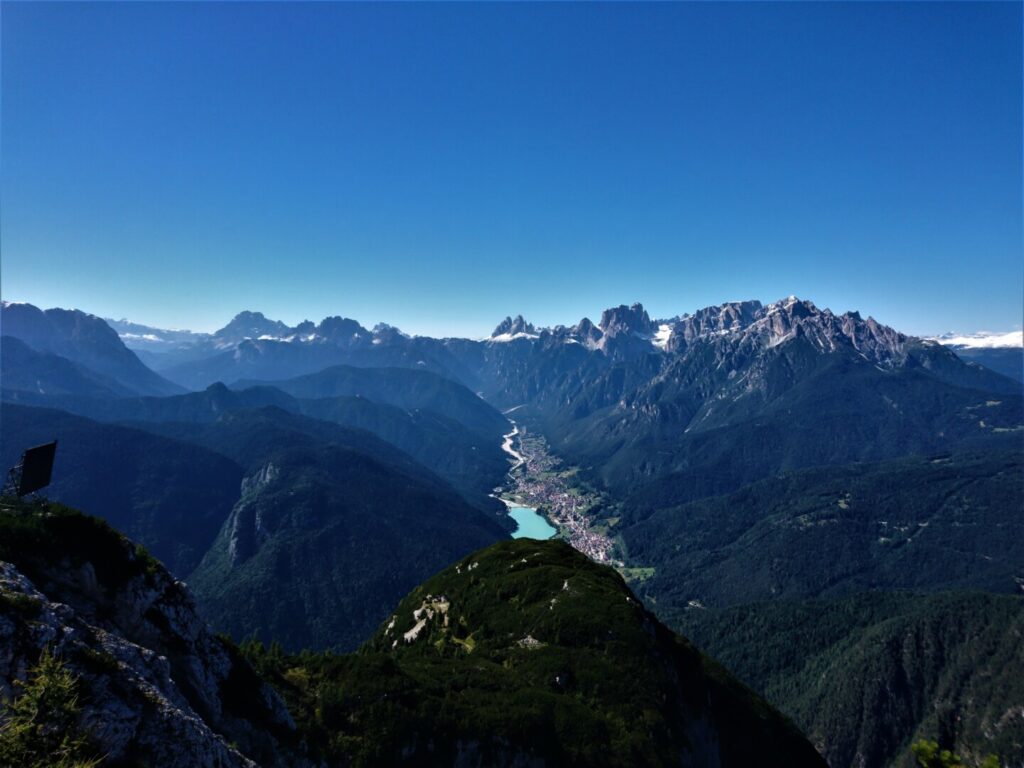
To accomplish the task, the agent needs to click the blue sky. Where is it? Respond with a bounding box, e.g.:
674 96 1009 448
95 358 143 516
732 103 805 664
2 2 1021 337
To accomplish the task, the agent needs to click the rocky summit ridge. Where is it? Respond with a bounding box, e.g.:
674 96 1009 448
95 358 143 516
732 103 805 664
84 296 1021 394
489 296 912 363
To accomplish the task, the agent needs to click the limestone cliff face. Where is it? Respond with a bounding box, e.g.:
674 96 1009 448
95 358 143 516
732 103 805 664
0 501 306 768
227 462 278 565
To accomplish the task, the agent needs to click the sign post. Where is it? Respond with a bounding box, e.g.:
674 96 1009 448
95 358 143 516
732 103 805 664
2 441 58 498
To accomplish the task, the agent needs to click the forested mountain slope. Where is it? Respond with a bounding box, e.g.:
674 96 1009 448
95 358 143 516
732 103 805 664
2 382 508 511
245 538 827 768
0 502 826 768
625 450 1024 610
673 592 1024 768
0 404 243 576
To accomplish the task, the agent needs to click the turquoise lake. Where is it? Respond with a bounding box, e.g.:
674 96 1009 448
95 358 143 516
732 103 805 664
508 505 557 540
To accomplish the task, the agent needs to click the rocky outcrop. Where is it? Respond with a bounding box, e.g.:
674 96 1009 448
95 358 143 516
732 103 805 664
572 316 604 350
482 297 919 369
0 501 306 767
0 562 259 767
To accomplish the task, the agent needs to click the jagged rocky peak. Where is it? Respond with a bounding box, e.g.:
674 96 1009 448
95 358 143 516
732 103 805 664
372 322 408 343
715 298 765 325
736 296 908 362
315 315 370 344
671 299 764 343
763 294 819 319
759 296 898 340
841 313 907 356
572 316 603 345
654 296 914 365
599 302 653 337
757 296 819 336
491 315 537 338
215 311 291 343
293 319 316 336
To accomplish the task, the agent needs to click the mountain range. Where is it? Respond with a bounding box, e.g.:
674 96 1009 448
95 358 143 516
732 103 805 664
2 295 1022 767
104 298 1023 379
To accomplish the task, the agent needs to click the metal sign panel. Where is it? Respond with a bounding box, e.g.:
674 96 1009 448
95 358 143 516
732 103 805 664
18 441 57 496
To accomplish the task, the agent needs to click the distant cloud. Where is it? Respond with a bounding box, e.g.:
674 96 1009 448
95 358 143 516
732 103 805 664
927 331 1023 349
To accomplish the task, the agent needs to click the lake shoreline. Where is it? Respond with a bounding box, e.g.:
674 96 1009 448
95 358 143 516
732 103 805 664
496 422 558 539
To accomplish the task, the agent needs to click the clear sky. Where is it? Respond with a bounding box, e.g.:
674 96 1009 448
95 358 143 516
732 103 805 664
2 2 1021 337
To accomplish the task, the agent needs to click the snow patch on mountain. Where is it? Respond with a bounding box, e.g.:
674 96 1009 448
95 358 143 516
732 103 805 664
491 331 541 343
652 323 674 350
122 333 164 342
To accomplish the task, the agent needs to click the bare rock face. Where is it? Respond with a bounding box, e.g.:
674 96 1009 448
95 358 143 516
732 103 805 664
492 315 537 338
482 297 920 376
572 316 604 349
660 296 908 362
0 563 256 767
0 503 306 768
598 303 654 338
228 462 278 565
315 315 370 347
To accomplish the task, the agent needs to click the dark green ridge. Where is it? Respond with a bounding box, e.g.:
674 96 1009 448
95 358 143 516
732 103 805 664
246 538 826 768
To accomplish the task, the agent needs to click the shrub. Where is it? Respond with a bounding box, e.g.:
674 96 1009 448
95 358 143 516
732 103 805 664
0 648 103 768
912 739 1000 768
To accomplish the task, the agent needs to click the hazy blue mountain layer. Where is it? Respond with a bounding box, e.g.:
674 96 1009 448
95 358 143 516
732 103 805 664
0 403 243 576
1 302 182 396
